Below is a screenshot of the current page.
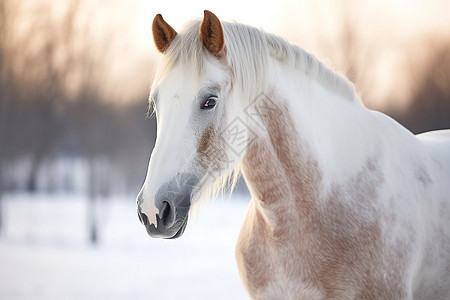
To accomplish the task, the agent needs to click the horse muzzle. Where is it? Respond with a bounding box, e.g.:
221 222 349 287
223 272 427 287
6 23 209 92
137 173 199 239
137 196 189 239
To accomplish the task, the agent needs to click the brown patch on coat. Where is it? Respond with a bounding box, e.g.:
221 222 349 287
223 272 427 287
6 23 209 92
235 204 272 295
152 14 177 53
197 126 214 158
239 93 325 296
237 92 410 299
197 126 223 171
318 177 410 299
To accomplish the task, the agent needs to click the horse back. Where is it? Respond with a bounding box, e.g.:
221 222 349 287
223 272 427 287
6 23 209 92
417 129 450 187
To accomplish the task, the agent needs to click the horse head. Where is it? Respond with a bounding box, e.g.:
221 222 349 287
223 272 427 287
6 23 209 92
137 11 248 239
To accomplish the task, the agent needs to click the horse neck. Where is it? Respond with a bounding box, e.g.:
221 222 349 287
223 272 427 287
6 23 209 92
240 63 378 230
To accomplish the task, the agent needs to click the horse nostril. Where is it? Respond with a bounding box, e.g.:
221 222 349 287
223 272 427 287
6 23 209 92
138 210 149 226
159 201 172 226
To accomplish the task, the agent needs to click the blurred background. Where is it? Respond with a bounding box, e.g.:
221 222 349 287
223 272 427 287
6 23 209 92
0 0 449 299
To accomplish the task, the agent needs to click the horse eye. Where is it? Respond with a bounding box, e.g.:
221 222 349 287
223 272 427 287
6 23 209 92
201 97 217 110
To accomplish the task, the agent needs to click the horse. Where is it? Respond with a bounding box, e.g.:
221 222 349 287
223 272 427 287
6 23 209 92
136 10 450 299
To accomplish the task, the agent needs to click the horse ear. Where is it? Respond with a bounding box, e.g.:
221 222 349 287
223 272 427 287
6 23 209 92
152 14 177 53
200 10 225 58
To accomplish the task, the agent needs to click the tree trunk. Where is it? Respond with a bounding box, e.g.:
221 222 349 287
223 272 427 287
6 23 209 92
88 158 98 245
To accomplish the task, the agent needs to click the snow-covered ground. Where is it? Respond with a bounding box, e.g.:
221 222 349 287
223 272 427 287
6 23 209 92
0 193 250 299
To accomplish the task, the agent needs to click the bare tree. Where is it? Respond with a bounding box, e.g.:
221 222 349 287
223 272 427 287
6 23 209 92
0 0 156 243
0 1 71 192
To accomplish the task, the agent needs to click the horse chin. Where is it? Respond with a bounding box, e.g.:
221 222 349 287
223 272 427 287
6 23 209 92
166 218 188 239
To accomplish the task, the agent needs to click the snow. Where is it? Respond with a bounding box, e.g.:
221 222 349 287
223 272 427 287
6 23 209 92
0 193 250 299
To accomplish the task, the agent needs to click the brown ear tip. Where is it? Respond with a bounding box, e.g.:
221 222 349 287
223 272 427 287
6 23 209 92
203 10 216 18
154 14 163 22
153 14 161 27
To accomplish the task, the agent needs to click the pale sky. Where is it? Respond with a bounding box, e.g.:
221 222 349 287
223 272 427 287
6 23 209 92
130 0 450 52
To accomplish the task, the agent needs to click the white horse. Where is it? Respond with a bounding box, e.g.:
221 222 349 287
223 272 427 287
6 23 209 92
137 11 450 299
